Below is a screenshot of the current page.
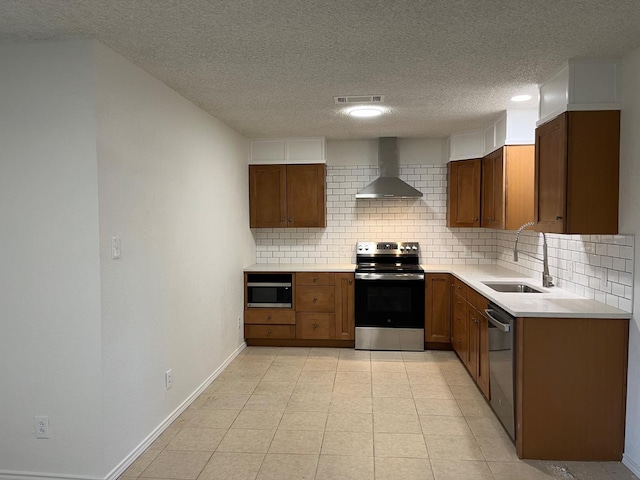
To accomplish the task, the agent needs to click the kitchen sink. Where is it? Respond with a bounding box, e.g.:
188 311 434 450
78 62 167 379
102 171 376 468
482 282 544 293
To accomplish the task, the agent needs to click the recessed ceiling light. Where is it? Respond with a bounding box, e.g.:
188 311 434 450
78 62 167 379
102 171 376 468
348 107 384 118
511 94 532 102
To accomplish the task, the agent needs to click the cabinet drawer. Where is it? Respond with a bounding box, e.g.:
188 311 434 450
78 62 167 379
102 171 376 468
468 289 489 313
296 313 336 339
452 292 467 312
296 272 335 286
244 324 296 339
296 286 335 312
452 277 468 299
244 309 296 325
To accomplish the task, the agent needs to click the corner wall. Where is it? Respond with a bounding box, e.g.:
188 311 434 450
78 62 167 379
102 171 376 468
94 42 254 473
0 41 105 478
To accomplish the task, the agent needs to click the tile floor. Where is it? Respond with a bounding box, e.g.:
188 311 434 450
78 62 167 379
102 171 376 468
120 347 639 480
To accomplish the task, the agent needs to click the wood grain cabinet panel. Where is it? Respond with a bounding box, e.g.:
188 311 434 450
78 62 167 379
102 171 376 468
534 111 620 234
296 313 336 339
335 273 355 340
447 159 481 227
245 324 295 339
249 165 287 227
425 274 452 344
244 309 296 325
296 272 335 286
296 285 335 312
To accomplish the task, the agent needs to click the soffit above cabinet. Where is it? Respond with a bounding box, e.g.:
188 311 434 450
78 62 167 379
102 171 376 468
250 137 326 164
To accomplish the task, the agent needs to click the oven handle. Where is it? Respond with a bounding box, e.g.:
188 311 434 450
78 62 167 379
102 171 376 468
485 309 511 332
355 273 425 281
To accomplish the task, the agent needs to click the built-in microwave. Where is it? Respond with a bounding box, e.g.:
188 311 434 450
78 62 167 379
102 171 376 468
246 273 293 308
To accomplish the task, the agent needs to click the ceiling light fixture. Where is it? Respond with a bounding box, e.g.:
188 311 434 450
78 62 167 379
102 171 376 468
510 94 532 102
348 106 384 118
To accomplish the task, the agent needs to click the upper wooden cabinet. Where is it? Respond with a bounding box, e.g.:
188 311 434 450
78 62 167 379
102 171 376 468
249 164 326 228
481 145 535 230
447 159 481 228
534 111 620 234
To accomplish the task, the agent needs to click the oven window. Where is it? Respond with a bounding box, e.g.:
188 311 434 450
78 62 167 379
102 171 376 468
367 286 412 312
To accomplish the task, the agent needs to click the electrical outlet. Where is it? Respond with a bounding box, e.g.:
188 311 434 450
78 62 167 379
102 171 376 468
34 415 50 439
165 369 173 390
111 236 121 259
237 316 241 329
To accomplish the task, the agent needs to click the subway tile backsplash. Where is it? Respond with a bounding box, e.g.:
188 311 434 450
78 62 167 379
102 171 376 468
253 164 634 312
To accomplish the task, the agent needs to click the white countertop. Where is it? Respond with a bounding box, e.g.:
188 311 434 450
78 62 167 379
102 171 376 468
243 263 632 319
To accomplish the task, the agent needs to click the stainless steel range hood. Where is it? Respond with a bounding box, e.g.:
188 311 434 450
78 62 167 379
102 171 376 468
355 137 423 199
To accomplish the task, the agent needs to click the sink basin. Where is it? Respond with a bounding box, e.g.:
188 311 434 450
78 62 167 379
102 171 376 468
482 282 544 293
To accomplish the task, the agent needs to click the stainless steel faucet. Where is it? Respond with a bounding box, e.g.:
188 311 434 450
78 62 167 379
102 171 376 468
513 222 554 288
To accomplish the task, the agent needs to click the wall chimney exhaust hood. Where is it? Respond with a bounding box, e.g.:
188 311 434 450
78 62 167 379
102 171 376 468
355 137 423 199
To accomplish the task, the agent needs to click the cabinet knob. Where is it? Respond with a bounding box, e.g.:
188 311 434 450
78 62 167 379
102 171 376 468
474 217 478 221
313 296 318 302
313 323 318 329
313 276 318 282
288 218 293 222
267 329 272 335
349 279 353 284
267 315 272 320
556 215 563 220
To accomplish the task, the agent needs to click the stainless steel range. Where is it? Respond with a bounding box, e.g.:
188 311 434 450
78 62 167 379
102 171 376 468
354 242 425 351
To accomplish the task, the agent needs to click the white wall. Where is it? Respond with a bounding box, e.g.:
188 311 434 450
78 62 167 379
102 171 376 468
327 138 448 166
94 42 254 474
620 46 640 475
0 41 105 477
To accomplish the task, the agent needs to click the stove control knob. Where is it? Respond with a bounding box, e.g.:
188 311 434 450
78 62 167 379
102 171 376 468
365 245 369 250
399 246 404 250
358 245 363 251
412 246 418 251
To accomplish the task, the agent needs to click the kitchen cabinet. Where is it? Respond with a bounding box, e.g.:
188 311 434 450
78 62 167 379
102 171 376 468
516 316 629 461
481 145 534 230
447 159 481 228
249 163 326 228
425 274 451 345
451 277 468 360
244 271 354 345
534 111 620 234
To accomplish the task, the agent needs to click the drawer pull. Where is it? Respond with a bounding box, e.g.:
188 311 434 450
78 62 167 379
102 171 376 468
267 329 272 335
349 279 353 284
313 323 318 329
267 315 272 320
313 296 318 302
313 276 318 282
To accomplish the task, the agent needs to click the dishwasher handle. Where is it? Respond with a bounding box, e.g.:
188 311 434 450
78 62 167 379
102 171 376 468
485 309 511 332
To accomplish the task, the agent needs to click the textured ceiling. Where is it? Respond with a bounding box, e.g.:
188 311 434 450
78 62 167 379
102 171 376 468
2 1 640 140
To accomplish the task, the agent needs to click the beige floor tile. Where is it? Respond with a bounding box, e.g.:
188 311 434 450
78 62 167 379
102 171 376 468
374 433 428 458
429 458 494 480
489 460 553 480
262 366 302 383
122 450 160 477
231 409 283 430
333 381 372 397
372 371 410 384
268 429 324 455
303 358 338 371
139 450 212 479
197 452 264 480
444 372 476 387
278 411 327 431
407 372 449 386
253 381 296 395
374 414 422 434
449 384 484 400
278 347 311 357
330 395 373 414
243 394 290 412
271 356 307 367
403 359 441 371
321 431 374 456
374 457 434 480
297 369 336 383
465 416 509 438
315 455 374 480
372 382 413 398
285 393 332 413
256 453 319 480
420 415 473 437
373 396 417 415
185 409 239 429
426 435 484 461
414 398 463 417
201 394 250 410
214 380 259 395
292 381 334 395
147 427 180 451
600 461 639 479
476 436 518 461
325 413 373 432
371 351 404 361
371 361 406 372
401 351 438 362
340 350 371 360
562 460 620 479
217 428 276 453
439 363 469 376
456 398 494 417
410 384 454 399
166 427 226 452
335 370 372 384
337 359 372 372
309 347 341 358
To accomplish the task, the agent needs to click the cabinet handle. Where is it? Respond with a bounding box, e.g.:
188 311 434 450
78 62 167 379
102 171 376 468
313 276 318 282
313 296 318 302
288 218 293 222
267 315 272 320
349 279 353 284
474 217 479 221
267 329 272 335
313 323 318 329
556 215 563 220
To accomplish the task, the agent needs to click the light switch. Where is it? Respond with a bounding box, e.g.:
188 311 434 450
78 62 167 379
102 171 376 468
111 236 121 259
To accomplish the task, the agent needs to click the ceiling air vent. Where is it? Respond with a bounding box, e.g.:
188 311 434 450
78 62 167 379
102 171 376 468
334 95 384 104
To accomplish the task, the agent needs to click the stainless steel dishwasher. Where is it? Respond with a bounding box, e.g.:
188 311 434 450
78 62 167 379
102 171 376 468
485 303 516 441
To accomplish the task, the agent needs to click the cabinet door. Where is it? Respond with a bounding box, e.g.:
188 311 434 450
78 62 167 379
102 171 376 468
477 310 490 399
249 165 287 228
335 273 355 340
534 114 567 233
425 274 451 343
286 164 326 228
481 149 504 229
466 307 479 379
452 293 468 359
447 159 481 228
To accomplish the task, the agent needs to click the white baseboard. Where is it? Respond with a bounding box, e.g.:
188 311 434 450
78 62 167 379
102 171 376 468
0 472 103 480
105 342 246 480
623 452 640 477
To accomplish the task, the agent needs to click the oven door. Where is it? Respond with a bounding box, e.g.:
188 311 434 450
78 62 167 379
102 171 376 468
354 274 425 328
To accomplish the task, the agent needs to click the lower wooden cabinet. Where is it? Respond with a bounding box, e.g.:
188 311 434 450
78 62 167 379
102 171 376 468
425 274 451 344
244 271 354 345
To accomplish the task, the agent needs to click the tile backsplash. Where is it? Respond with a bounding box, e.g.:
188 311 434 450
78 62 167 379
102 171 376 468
253 163 634 312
